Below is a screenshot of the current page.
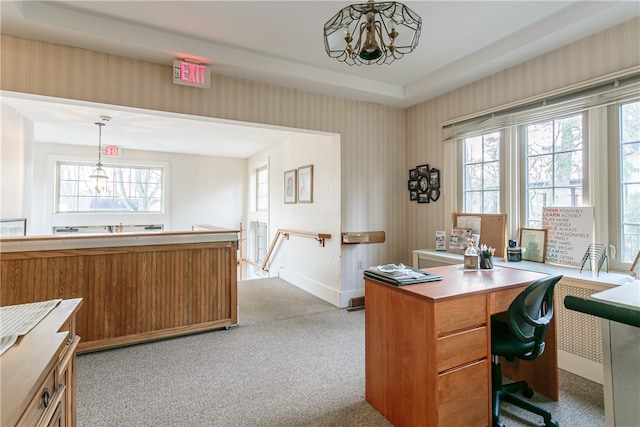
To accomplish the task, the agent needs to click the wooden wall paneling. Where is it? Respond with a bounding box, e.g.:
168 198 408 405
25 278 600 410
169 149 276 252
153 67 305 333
0 241 237 352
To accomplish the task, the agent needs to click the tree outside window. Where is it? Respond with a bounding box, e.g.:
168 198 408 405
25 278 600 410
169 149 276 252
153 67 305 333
525 114 584 228
620 101 640 263
57 162 163 213
463 132 500 213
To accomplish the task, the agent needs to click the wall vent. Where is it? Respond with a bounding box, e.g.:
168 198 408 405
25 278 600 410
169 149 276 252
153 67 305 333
556 282 602 363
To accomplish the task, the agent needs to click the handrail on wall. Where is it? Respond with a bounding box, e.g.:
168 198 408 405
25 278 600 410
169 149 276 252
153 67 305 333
240 228 331 272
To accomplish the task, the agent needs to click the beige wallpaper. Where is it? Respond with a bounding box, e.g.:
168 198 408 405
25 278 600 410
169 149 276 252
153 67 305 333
0 34 406 298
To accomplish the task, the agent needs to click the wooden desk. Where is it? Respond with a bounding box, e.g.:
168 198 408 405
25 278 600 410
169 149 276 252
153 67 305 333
365 265 558 427
1 298 83 427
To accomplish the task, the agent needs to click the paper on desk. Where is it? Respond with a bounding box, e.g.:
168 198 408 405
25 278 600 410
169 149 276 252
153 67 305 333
0 299 62 356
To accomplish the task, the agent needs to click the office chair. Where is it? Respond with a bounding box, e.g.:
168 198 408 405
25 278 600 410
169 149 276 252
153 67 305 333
491 273 563 427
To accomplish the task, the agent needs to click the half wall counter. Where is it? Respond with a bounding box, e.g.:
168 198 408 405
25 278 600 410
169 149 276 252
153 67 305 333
0 229 238 352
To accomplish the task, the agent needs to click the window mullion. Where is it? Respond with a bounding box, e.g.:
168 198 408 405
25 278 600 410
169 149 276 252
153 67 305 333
504 127 519 239
588 107 608 254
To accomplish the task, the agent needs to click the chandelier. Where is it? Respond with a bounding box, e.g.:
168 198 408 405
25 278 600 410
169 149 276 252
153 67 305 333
89 120 109 193
323 0 421 65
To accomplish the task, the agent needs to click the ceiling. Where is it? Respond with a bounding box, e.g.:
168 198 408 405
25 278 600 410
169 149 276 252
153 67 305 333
1 0 638 157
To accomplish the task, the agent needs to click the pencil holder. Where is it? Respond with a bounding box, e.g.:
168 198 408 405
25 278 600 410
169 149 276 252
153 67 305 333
479 254 493 269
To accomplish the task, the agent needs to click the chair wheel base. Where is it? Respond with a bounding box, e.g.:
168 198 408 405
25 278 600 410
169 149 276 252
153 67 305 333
522 386 534 398
546 418 559 427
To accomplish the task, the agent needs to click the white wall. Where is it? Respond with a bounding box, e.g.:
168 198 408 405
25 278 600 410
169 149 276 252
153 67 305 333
248 131 344 305
0 105 33 223
7 130 247 235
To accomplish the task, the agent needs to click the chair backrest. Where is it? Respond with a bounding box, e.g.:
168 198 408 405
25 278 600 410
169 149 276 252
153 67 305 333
507 274 563 360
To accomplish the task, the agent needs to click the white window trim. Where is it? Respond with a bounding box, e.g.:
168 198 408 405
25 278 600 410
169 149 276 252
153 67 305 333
46 154 169 231
444 106 633 272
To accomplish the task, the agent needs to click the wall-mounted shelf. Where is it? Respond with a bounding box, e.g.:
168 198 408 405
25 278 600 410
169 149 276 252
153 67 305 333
341 231 385 244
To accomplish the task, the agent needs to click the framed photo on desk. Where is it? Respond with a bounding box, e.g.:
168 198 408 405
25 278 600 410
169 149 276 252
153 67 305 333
520 228 547 263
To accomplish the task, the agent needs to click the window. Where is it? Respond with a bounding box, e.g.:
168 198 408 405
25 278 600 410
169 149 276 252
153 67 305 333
619 101 640 263
462 132 501 213
255 221 268 265
57 162 163 213
444 71 640 269
247 159 269 278
524 114 585 228
256 165 268 211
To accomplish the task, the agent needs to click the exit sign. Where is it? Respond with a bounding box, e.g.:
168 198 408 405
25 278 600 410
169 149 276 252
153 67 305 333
103 145 121 157
173 60 211 89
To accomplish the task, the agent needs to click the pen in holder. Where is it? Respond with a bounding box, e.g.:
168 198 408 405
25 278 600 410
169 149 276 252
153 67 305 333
479 244 495 269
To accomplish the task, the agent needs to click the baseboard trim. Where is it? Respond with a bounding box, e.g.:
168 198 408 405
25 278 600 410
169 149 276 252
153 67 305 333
558 350 603 384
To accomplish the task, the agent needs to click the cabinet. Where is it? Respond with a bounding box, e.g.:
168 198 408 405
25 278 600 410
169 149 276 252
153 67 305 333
1 299 82 427
1 231 237 352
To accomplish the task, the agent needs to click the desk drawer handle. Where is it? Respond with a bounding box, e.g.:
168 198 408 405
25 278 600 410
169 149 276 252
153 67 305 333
42 388 50 408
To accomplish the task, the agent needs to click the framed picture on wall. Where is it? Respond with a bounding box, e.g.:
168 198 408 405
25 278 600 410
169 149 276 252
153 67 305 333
417 164 429 176
0 218 27 237
429 168 440 189
284 169 297 204
297 164 313 203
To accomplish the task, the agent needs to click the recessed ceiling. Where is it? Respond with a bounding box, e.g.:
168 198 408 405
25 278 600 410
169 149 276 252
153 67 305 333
1 92 302 158
1 0 638 157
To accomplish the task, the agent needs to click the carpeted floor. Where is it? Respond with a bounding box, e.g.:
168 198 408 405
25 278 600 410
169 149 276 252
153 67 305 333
76 277 604 426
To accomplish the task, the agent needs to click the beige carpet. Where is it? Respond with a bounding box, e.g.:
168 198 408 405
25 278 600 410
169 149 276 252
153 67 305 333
76 277 603 426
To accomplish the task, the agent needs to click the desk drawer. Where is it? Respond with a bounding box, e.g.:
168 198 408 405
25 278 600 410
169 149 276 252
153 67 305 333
490 287 524 314
437 326 488 372
438 359 489 427
18 365 56 427
435 294 486 335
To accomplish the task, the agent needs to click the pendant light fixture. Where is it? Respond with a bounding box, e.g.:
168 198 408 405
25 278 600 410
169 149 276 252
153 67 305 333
323 0 421 65
89 119 109 194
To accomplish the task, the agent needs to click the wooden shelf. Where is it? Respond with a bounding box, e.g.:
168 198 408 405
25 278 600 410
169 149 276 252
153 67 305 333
342 231 385 244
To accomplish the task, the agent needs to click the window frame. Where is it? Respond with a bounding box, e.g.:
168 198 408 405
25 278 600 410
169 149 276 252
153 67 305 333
519 112 589 229
608 100 640 270
55 160 165 214
448 108 634 270
255 165 269 212
461 131 503 214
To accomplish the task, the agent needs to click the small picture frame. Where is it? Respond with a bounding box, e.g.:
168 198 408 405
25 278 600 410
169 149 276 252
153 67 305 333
417 175 429 194
417 193 430 203
297 164 313 203
519 228 547 263
429 168 440 189
416 164 430 176
429 188 440 202
409 190 418 201
284 169 297 204
408 180 418 191
0 218 27 237
409 169 418 181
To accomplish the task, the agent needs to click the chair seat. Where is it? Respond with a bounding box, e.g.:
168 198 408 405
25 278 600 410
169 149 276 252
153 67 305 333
490 274 562 427
491 315 536 359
